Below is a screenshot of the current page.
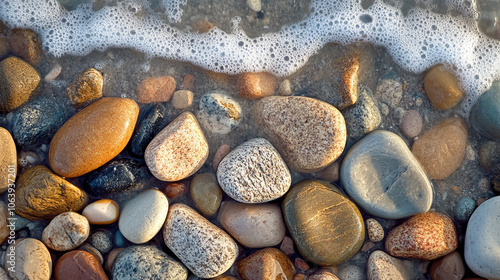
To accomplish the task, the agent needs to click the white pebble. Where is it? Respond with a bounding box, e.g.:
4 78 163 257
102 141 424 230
246 0 261 12
44 64 62 82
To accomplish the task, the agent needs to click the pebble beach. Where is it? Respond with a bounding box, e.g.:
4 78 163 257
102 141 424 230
0 0 499 279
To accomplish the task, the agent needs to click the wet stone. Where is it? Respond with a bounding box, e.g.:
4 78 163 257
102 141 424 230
470 81 500 140
455 197 476 223
129 103 168 157
367 218 384 242
84 158 150 197
8 28 43 65
375 79 403 109
429 251 465 280
4 238 52 280
90 230 114 255
237 248 295 280
336 50 360 110
172 90 194 109
197 92 242 134
190 173 223 216
0 127 16 193
478 141 500 171
136 76 176 103
307 271 340 280
217 138 291 203
400 109 423 138
367 250 410 280
424 65 463 110
338 265 363 280
79 243 104 264
282 180 365 265
112 245 188 280
343 85 381 139
0 56 40 112
66 68 103 107
54 250 108 280
163 182 187 199
42 212 90 251
492 165 500 193
212 144 230 171
237 72 277 100
340 130 433 219
82 199 119 225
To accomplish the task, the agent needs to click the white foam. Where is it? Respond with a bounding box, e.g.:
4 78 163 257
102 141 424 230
0 0 497 112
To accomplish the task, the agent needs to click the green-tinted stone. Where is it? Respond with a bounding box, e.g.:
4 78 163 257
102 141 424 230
190 173 222 216
282 180 365 265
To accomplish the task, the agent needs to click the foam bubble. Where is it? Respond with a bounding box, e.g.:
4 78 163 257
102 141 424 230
0 0 497 112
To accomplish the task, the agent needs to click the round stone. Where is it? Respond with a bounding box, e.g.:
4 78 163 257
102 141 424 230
429 251 465 280
49 97 139 178
464 196 500 279
118 189 169 244
252 96 346 173
42 212 90 251
66 68 103 107
237 248 295 280
0 56 40 112
282 180 365 265
400 109 423 138
367 250 410 280
217 201 286 248
0 127 16 193
4 238 52 280
470 81 500 140
197 92 242 134
82 199 119 225
190 173 222 216
455 197 476 223
54 250 108 280
340 130 433 219
343 85 381 139
90 230 114 255
162 204 238 278
172 90 194 109
366 218 384 242
217 138 291 203
423 65 463 110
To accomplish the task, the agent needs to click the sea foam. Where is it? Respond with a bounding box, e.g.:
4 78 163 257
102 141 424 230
0 0 498 112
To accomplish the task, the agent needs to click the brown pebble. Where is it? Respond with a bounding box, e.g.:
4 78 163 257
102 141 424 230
136 76 176 103
280 236 295 255
55 250 108 280
294 258 310 271
424 65 463 110
163 182 187 199
476 197 486 205
293 274 306 280
79 243 104 264
66 68 103 107
237 248 296 280
238 72 277 100
315 160 340 182
192 20 215 33
337 50 360 110
8 28 43 65
181 74 195 90
213 144 230 171
400 109 423 138
307 270 340 280
429 251 465 280
0 56 40 112
105 248 125 273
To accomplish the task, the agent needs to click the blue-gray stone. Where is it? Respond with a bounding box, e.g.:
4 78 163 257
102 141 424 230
90 229 113 254
10 96 67 148
113 245 188 280
114 230 125 248
340 130 433 219
470 82 500 140
342 85 381 139
197 92 242 134
129 103 168 157
455 197 476 223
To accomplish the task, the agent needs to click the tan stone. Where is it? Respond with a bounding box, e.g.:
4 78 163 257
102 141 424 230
181 74 195 90
16 165 88 220
5 238 52 280
0 127 16 193
172 90 194 109
368 250 410 280
412 117 467 180
238 72 277 100
190 173 222 216
237 248 295 280
42 212 90 251
82 199 119 225
0 202 8 244
49 97 139 178
8 29 43 65
424 65 463 110
136 76 176 103
0 56 40 112
337 50 359 110
66 68 103 107
386 212 458 260
192 20 215 33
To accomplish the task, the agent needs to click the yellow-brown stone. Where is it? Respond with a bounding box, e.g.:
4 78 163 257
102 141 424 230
0 127 16 194
0 56 40 112
237 248 296 280
337 50 359 110
15 165 88 220
424 65 463 110
66 68 103 107
49 97 139 178
237 72 277 100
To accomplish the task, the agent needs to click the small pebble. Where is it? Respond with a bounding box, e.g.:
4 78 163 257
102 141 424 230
82 199 120 225
400 109 423 138
338 265 363 280
376 79 403 108
172 90 194 109
163 182 187 199
212 144 230 171
343 85 381 139
90 230 114 255
44 63 62 82
393 107 405 124
0 56 40 112
294 258 309 271
424 65 463 110
66 68 103 107
478 141 500 170
246 0 262 12
190 173 222 216
379 103 389 116
238 72 277 100
181 74 195 90
278 79 292 96
136 76 176 103
197 92 242 134
280 236 295 255
42 212 90 251
455 197 476 223
366 218 384 242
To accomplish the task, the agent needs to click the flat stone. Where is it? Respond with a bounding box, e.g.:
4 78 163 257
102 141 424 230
112 245 188 280
464 196 500 279
282 180 365 265
129 103 168 157
145 112 209 182
217 138 291 203
118 189 169 244
162 204 238 278
470 81 500 140
0 56 40 112
237 72 277 100
367 250 410 280
252 96 346 173
429 251 465 280
49 97 139 178
82 199 119 225
412 117 468 180
8 29 42 65
190 173 222 216
424 65 463 110
343 85 381 139
16 165 88 220
136 76 176 103
367 218 384 242
237 248 295 280
197 92 242 134
172 90 194 109
42 212 90 251
218 201 286 248
66 68 103 107
386 212 458 260
4 238 52 280
54 250 108 280
340 130 433 219
0 127 16 193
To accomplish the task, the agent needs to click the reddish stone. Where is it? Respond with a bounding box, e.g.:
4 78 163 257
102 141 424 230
136 76 176 103
237 248 295 280
238 72 277 100
163 182 187 199
55 250 108 280
181 74 195 90
212 144 230 171
429 251 465 280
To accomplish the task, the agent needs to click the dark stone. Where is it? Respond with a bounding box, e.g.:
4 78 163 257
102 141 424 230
8 29 43 65
129 103 168 157
491 165 500 194
342 85 381 139
10 96 67 148
84 158 150 196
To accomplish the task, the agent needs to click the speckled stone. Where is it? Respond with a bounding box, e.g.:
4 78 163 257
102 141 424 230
145 112 209 182
237 248 295 280
340 130 433 219
172 90 194 109
455 197 476 223
54 250 108 280
386 212 458 260
90 230 114 255
424 65 463 110
253 96 346 173
129 103 168 157
237 72 277 100
400 109 423 138
343 85 381 139
464 196 500 279
412 117 468 180
197 92 242 134
16 165 88 220
0 128 16 194
162 204 238 278
136 76 176 103
218 201 286 248
42 212 90 251
282 180 365 265
470 81 500 140
49 97 139 178
8 29 42 65
375 79 403 108
4 238 52 280
338 265 363 280
190 173 222 216
367 250 410 280
429 251 465 280
82 199 119 225
119 189 169 244
66 68 103 107
367 218 384 242
217 138 291 203
0 56 40 112
112 245 188 280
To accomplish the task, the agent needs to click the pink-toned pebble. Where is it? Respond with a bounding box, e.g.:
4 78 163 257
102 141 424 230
294 258 309 271
212 144 230 171
367 218 384 242
280 236 295 255
400 109 423 138
136 76 176 103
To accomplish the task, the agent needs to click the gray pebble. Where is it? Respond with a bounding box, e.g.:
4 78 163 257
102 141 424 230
343 85 381 139
90 230 114 255
455 197 476 223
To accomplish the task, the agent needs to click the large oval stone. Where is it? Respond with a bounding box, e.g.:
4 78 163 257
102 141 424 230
282 180 364 265
16 165 88 220
4 238 52 280
252 96 346 173
49 97 139 178
54 250 108 280
0 127 16 194
145 112 209 182
470 81 500 140
341 130 433 219
162 204 238 278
